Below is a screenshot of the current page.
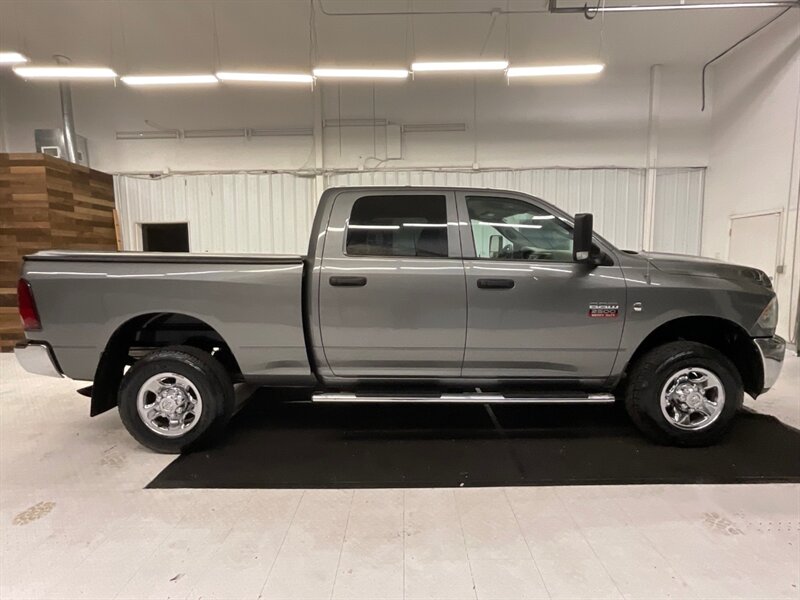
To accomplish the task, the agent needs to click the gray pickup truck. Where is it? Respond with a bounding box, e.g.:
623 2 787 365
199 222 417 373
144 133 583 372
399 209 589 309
15 187 785 452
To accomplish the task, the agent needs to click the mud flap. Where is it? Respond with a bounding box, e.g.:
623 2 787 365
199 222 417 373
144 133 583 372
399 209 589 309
89 349 126 416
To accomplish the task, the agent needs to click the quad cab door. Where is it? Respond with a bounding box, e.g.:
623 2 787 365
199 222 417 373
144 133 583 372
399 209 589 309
317 190 466 378
456 191 626 381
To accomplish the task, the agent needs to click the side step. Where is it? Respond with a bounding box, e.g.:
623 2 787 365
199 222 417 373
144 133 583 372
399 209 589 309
312 392 615 404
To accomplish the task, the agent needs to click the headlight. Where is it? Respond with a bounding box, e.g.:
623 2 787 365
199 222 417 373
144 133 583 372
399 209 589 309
756 296 778 331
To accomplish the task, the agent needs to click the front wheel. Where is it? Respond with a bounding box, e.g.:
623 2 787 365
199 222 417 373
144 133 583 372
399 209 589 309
624 341 743 447
118 346 234 453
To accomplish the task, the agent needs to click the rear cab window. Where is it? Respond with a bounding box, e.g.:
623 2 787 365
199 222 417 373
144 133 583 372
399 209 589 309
346 195 449 257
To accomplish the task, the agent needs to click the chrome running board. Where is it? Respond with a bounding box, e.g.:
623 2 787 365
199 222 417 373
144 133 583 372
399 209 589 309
312 392 615 404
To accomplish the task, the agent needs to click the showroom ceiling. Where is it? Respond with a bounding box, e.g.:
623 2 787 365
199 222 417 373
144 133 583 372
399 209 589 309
0 0 794 78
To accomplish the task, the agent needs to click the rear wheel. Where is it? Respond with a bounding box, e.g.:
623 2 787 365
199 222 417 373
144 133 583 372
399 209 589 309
118 346 234 453
624 341 743 446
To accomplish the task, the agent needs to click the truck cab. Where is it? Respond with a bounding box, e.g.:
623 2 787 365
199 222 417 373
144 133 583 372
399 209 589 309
309 189 625 383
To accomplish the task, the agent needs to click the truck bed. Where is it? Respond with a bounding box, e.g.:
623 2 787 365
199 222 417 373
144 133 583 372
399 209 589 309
22 251 311 381
26 250 305 264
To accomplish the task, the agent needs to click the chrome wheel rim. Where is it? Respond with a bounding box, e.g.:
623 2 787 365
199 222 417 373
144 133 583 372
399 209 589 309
136 372 203 438
660 367 725 431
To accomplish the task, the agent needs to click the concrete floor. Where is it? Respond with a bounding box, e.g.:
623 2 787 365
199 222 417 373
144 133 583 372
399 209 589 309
0 352 798 600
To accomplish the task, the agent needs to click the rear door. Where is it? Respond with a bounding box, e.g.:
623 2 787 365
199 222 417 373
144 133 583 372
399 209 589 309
318 190 466 377
457 191 626 380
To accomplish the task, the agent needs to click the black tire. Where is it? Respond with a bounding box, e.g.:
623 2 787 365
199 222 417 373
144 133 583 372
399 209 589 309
118 346 234 453
624 341 743 447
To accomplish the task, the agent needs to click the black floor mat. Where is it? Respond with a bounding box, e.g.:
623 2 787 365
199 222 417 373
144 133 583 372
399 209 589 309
148 390 800 489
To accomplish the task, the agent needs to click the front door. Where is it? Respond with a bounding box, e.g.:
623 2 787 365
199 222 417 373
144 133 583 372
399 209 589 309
318 190 466 377
458 192 626 381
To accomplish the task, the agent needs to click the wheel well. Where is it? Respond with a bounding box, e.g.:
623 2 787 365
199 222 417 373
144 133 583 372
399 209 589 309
89 313 241 416
624 316 763 397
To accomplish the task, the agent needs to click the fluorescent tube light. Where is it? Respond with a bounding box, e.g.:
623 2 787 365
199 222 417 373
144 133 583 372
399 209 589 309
13 66 117 79
507 64 605 78
121 74 218 86
116 130 180 140
590 1 793 10
313 68 409 79
216 71 313 83
412 60 508 73
184 128 246 139
0 52 28 64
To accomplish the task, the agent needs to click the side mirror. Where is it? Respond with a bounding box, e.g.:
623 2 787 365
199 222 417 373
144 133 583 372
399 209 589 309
573 213 594 262
488 235 502 257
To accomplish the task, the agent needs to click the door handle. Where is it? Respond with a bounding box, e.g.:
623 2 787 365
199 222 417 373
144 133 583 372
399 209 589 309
329 276 367 287
477 278 515 289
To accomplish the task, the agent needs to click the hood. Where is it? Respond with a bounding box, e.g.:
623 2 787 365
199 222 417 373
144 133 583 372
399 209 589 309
636 251 772 287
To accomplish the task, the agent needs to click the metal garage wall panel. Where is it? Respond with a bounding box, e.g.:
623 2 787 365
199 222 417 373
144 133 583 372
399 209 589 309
116 167 702 256
652 168 705 255
114 173 316 254
326 168 646 250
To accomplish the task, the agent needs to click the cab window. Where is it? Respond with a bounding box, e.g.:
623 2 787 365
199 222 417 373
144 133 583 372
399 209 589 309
346 195 448 257
466 196 573 262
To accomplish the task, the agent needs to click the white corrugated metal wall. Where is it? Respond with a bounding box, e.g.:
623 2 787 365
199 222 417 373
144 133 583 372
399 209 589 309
115 173 316 254
326 169 646 250
652 168 705 255
115 167 704 255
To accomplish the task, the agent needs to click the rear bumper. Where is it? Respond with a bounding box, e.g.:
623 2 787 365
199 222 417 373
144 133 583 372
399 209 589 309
14 342 63 378
754 335 785 392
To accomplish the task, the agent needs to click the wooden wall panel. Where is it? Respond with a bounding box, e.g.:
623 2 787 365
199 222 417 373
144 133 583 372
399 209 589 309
0 153 116 351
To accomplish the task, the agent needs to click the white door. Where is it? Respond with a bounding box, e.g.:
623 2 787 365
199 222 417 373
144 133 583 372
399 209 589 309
728 212 781 282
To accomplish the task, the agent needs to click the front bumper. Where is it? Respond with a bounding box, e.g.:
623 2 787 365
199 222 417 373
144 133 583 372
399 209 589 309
14 342 63 378
754 335 786 392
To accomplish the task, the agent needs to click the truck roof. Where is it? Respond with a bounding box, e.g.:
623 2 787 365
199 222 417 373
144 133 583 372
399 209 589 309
323 185 531 194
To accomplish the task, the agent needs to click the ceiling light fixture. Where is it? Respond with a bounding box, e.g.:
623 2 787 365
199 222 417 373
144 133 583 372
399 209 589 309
0 52 28 64
116 130 180 140
411 60 509 73
216 71 313 83
183 128 247 139
121 74 218 86
507 64 605 77
13 66 117 79
584 1 793 11
313 68 409 79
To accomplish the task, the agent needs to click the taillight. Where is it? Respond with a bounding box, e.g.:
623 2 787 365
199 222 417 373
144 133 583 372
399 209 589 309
17 278 42 331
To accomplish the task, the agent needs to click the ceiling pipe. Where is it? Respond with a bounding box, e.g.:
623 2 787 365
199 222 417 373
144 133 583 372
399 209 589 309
701 5 794 110
53 54 78 164
549 0 798 17
318 0 797 17
317 0 548 16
